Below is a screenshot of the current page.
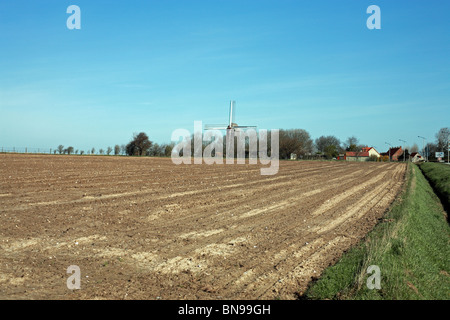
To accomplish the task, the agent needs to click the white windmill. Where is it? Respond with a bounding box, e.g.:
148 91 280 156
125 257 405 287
205 100 257 159
205 101 256 131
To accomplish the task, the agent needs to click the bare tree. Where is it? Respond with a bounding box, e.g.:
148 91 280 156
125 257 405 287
279 129 313 160
315 135 341 158
315 136 341 152
106 146 112 155
120 144 127 156
344 136 359 151
435 127 450 157
425 142 438 161
114 145 120 156
57 145 64 154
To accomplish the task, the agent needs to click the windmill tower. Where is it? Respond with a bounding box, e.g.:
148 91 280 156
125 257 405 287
205 101 256 160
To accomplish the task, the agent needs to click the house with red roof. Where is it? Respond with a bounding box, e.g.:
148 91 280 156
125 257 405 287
380 146 403 161
344 147 380 161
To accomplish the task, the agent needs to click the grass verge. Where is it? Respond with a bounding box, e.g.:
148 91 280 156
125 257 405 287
303 163 450 300
418 162 450 215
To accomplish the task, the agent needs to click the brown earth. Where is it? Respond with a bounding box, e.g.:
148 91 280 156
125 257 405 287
0 154 406 300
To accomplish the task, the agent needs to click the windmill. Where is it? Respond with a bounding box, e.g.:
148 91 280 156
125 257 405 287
205 101 257 160
204 100 256 131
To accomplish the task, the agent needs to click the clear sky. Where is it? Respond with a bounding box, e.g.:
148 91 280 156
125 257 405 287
0 0 449 153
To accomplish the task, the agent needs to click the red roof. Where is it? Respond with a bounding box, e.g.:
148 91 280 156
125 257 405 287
387 147 402 155
360 147 380 154
346 151 369 157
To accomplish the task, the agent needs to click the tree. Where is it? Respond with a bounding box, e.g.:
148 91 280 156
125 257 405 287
91 148 95 155
80 150 85 155
315 135 341 159
398 149 410 161
410 143 419 153
163 143 175 157
126 132 152 156
67 146 74 155
99 148 104 155
57 145 64 154
114 145 120 156
106 146 112 155
344 136 359 151
435 127 450 149
148 143 164 157
435 127 450 160
120 144 127 155
425 142 438 161
279 129 313 160
324 144 339 159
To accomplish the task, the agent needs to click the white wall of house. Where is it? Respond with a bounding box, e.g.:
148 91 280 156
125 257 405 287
368 148 380 158
346 156 369 162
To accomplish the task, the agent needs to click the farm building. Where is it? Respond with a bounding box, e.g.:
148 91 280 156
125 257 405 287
380 147 403 161
410 152 423 162
344 151 370 161
362 147 381 158
344 147 380 161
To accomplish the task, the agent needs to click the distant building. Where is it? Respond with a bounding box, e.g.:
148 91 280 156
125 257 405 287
362 147 381 158
380 146 403 161
410 152 423 163
344 147 380 161
345 151 369 161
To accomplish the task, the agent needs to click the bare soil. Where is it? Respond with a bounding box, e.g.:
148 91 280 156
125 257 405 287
0 154 406 300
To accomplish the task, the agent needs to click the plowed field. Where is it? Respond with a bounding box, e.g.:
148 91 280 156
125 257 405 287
0 154 406 299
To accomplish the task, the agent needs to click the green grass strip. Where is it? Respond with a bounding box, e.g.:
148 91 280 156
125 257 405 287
418 162 450 212
304 164 450 300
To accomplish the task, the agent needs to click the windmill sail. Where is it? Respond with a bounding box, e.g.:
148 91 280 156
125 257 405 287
229 100 236 128
204 124 228 130
205 100 256 131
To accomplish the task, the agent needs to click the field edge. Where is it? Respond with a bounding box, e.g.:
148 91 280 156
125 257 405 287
303 163 450 300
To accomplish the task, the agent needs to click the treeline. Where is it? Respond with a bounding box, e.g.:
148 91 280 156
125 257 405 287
55 127 449 160
123 130 361 160
53 130 365 159
278 130 367 160
420 127 450 161
54 133 175 157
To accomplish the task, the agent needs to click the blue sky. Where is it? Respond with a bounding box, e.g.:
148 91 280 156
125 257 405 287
0 0 449 152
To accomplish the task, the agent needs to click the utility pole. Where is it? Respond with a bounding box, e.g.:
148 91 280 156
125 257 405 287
399 139 407 162
385 142 392 162
418 136 427 162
